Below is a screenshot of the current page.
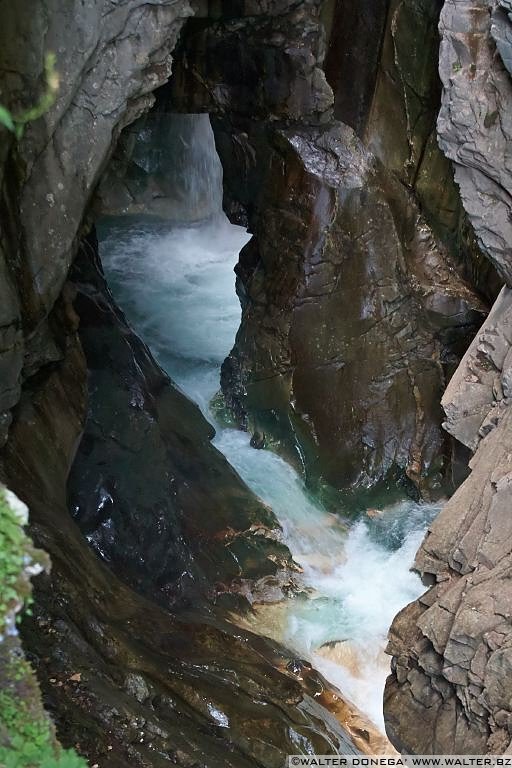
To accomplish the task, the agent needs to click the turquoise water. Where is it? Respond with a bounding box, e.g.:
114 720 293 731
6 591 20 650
99 213 439 731
97 114 439 732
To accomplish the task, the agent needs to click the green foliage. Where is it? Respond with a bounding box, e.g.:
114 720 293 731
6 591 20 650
0 105 15 133
0 689 87 768
0 52 59 140
0 490 27 633
0 490 88 768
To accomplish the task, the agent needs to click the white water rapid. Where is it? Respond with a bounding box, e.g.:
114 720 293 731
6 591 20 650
98 114 440 734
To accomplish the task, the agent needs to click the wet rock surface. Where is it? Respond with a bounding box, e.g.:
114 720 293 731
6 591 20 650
68 232 297 610
221 122 485 495
0 237 361 765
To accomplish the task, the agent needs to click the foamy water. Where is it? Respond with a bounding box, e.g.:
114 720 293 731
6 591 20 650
98 115 439 734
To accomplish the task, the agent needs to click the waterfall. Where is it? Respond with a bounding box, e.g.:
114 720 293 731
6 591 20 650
98 114 439 734
117 112 224 221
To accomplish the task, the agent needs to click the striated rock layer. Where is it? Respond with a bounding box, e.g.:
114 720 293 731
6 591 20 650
384 0 512 753
386 288 512 753
437 0 512 285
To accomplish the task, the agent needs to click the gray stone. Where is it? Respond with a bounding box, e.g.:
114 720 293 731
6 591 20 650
124 673 151 704
442 287 512 451
386 292 512 753
492 5 512 76
0 0 193 440
437 0 512 284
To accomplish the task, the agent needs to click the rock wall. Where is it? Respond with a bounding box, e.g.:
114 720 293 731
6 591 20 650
385 288 512 753
437 0 512 285
384 0 512 753
165 0 490 497
221 122 484 495
0 0 192 446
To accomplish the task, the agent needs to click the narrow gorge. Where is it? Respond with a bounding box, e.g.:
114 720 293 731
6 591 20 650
1 1 512 766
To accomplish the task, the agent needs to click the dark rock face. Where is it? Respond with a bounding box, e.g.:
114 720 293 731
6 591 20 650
170 1 333 122
323 0 390 134
168 0 334 223
326 0 501 302
68 233 296 610
385 288 512 754
221 124 485 494
0 0 192 445
167 0 491 497
325 0 447 217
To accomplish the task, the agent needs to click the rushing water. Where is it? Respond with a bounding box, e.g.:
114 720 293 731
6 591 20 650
98 115 440 733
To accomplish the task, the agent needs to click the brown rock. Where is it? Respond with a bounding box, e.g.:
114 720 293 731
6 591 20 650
221 123 485 495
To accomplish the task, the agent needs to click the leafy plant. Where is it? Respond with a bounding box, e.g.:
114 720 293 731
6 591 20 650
0 490 88 767
0 53 59 139
0 490 29 633
0 688 88 768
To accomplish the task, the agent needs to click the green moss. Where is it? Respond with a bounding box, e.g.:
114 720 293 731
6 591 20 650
0 488 88 768
0 489 31 634
484 110 499 129
0 688 85 768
